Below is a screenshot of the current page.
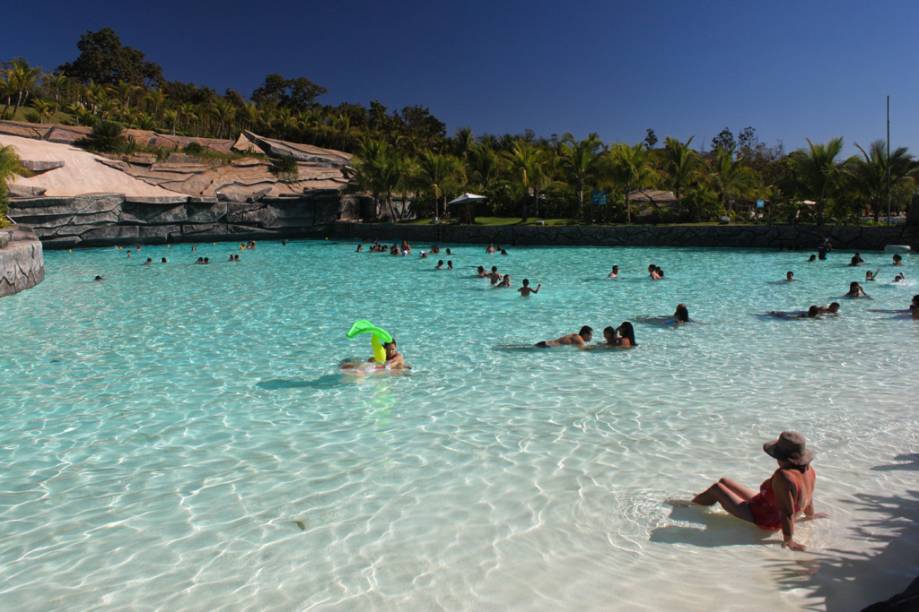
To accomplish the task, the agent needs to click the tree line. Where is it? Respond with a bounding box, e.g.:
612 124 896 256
1 28 915 224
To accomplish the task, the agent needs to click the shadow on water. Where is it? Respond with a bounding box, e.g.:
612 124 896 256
257 374 344 390
767 455 919 611
650 503 773 548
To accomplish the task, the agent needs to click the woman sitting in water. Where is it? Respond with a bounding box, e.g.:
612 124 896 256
615 322 637 347
691 431 826 551
845 281 869 298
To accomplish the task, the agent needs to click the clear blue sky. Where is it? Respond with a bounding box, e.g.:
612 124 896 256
4 0 918 153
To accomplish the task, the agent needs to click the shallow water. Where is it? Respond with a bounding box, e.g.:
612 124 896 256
1 241 918 611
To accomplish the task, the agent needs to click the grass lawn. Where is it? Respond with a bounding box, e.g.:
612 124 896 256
407 217 579 226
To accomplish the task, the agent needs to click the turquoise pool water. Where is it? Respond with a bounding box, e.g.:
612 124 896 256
1 241 917 610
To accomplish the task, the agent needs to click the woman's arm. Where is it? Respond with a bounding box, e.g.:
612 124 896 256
774 473 805 551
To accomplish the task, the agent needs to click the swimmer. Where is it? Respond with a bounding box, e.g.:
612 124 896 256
766 305 820 319
495 274 511 288
609 265 619 279
126 251 132 258
817 302 840 315
486 243 496 254
865 270 878 282
536 326 593 349
616 322 637 347
446 248 452 255
401 240 412 254
601 326 619 345
203 257 210 265
690 431 824 551
161 257 167 264
673 304 690 323
93 275 103 282
282 239 288 246
420 251 427 259
192 245 198 252
195 257 204 264
648 264 661 280
849 252 864 267
144 257 152 265
436 260 444 270
228 254 235 262
845 281 868 298
431 245 440 254
500 249 508 256
488 266 500 283
379 340 408 369
893 273 906 283
808 254 817 262
893 253 903 266
356 244 363 253
477 266 487 278
785 271 794 282
447 260 453 271
518 278 541 297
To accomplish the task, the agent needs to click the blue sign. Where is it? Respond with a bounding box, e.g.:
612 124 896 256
756 199 765 209
592 190 608 206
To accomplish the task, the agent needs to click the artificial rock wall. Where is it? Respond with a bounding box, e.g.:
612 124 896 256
0 227 44 297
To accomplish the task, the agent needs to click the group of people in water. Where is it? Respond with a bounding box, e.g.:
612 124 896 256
536 322 637 349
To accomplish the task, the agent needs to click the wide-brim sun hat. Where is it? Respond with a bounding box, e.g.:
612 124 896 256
763 431 814 466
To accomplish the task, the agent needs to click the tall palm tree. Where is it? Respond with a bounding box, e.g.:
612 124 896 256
503 140 545 221
662 136 701 201
709 146 757 214
605 143 657 223
6 59 41 117
848 140 915 222
788 137 845 225
560 133 603 220
348 139 403 220
32 99 55 123
418 151 464 220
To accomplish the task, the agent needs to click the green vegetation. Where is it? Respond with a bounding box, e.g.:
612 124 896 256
77 120 128 152
269 155 299 180
1 28 917 224
0 145 24 224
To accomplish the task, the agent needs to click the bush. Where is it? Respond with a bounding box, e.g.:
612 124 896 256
24 111 40 123
269 155 299 180
184 142 204 155
78 121 130 153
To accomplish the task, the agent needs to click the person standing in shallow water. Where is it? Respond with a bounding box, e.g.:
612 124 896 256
690 431 827 551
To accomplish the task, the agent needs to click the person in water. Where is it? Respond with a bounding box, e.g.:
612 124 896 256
161 257 167 264
912 295 919 320
616 322 637 347
817 302 840 315
691 431 825 551
767 305 820 319
865 270 878 282
648 264 662 280
536 326 593 348
845 281 868 298
488 266 500 283
518 279 541 297
494 274 511 288
808 254 817 262
849 252 864 267
447 260 453 270
785 271 794 282
93 275 104 282
609 265 619 279
476 266 487 278
435 260 444 270
355 244 363 253
893 273 906 283
673 304 690 323
893 253 903 266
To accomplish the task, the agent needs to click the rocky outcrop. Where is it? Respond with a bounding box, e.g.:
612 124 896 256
331 222 919 251
9 192 341 248
0 226 44 297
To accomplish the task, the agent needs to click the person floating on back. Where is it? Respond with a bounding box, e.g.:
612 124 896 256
690 431 827 551
536 326 593 349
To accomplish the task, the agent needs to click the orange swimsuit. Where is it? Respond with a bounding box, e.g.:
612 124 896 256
748 477 800 531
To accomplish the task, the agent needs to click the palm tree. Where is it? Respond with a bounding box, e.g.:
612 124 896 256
788 137 845 225
847 140 915 222
605 143 657 223
503 140 545 221
662 136 701 201
6 59 41 117
348 139 403 220
32 99 55 123
418 151 464 220
560 133 603 220
709 146 757 215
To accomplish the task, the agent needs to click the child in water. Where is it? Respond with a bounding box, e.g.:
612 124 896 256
518 279 541 297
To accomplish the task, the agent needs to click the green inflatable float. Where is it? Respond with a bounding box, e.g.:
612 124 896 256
346 320 393 364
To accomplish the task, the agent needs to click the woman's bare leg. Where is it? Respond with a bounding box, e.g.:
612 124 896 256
692 481 755 523
717 477 757 501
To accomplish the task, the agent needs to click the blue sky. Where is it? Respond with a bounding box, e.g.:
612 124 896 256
3 0 918 153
